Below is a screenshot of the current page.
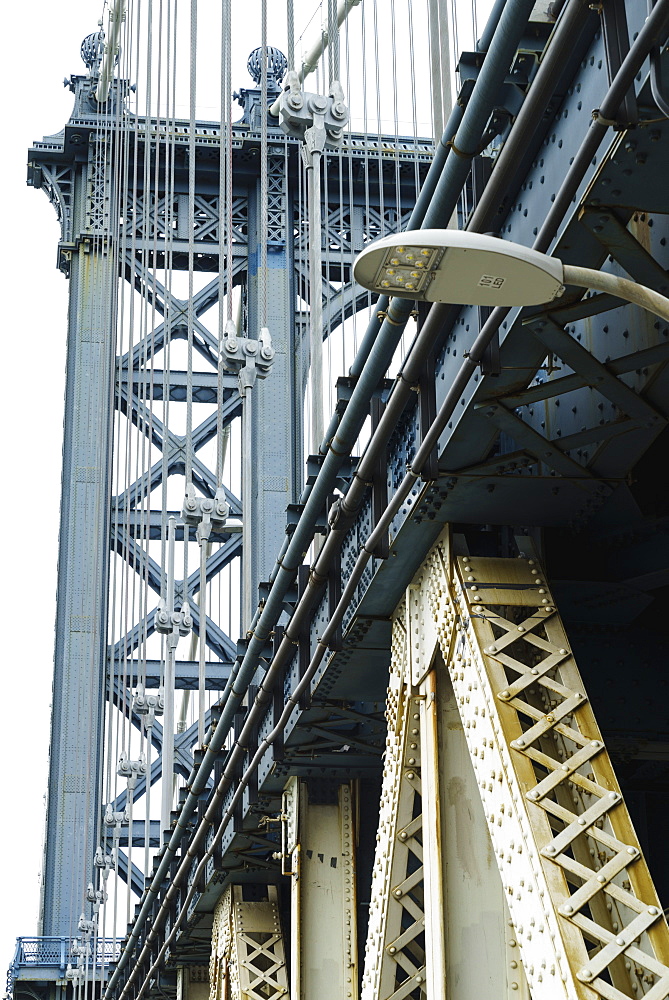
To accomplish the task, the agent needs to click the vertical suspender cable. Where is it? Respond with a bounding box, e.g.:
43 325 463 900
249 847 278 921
260 7 268 331
186 2 197 493
210 0 234 745
183 0 198 760
307 143 324 452
241 0 268 628
328 0 340 85
161 517 177 833
428 0 445 140
287 0 295 71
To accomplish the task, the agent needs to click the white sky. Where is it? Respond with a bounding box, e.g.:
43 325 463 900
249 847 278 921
0 0 490 976
1 3 95 975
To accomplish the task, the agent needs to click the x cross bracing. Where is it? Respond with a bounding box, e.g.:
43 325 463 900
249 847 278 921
109 243 242 876
118 256 244 371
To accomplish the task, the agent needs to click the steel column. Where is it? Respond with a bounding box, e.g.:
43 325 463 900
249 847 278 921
284 778 358 1000
245 151 300 619
41 141 116 937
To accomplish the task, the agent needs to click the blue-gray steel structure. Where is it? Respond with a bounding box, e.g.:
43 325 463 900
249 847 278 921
11 2 669 999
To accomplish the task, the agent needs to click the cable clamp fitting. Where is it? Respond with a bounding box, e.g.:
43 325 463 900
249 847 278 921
591 108 618 127
446 137 474 159
377 307 405 328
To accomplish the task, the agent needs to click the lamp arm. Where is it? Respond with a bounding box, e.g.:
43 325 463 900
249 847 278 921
562 264 669 323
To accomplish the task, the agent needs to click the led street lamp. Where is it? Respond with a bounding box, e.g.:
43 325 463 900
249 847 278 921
353 229 669 322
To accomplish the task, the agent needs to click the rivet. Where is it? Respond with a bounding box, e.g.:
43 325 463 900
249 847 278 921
649 906 659 915
579 968 593 981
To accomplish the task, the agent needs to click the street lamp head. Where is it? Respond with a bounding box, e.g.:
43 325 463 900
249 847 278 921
353 229 566 307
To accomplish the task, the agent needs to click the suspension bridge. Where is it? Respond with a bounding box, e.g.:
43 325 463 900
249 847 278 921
8 1 669 999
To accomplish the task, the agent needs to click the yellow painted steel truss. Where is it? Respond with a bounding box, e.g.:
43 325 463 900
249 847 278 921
362 527 669 1000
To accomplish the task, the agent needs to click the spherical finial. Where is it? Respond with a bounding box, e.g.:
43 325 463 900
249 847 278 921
81 32 104 71
247 47 288 87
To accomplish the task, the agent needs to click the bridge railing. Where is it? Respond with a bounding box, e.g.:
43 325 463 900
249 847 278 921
8 937 121 993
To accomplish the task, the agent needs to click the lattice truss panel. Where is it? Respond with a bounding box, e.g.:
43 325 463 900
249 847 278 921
210 886 288 1000
121 192 249 247
293 200 416 337
362 612 428 1000
363 528 669 1000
